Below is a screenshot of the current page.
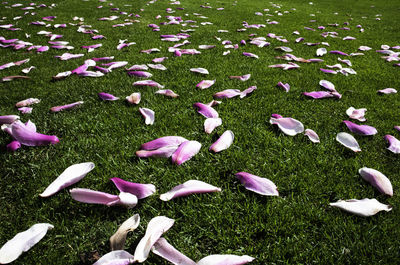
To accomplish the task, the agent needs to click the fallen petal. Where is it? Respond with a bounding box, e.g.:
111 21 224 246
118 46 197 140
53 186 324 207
197 254 255 265
196 80 215 89
50 101 83 112
152 238 196 265
155 89 179 98
126 93 141 104
336 132 361 152
172 141 202 165
209 130 234 153
316 48 327 56
7 140 21 151
133 80 164 88
139 108 155 125
193 103 219 118
277 82 290 92
70 188 137 208
11 120 59 146
136 146 180 158
235 172 278 196
140 136 188 150
110 214 140 251
160 180 221 201
343 120 377 135
111 177 156 199
0 115 19 125
304 129 320 143
319 80 336 91
243 52 259 59
98 92 119 101
346 107 367 122
378 88 397 94
214 89 241 99
270 117 304 136
93 250 134 265
15 98 40 107
359 167 393 196
204 118 222 134
384 135 400 154
330 198 392 217
240 86 257 98
190 68 209 75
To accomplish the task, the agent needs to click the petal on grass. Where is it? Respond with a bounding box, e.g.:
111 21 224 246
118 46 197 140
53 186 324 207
240 86 257 98
346 107 366 122
70 189 137 208
378 88 397 94
152 238 196 265
98 92 119 101
213 89 241 99
111 177 156 199
50 101 83 112
15 98 40 107
384 134 400 154
160 180 221 201
40 162 95 197
93 250 134 265
243 52 259 59
196 80 215 89
277 82 290 92
11 120 59 146
0 223 54 264
140 136 188 150
235 172 278 196
0 115 19 125
172 141 202 165
304 129 320 143
190 68 209 75
359 167 393 196
133 80 164 88
193 103 219 118
319 80 336 91
7 140 21 152
139 108 155 125
329 198 392 217
343 120 377 135
136 146 180 158
269 117 304 136
204 118 222 134
126 93 141 104
197 254 255 265
155 89 179 98
336 132 361 152
110 214 140 251
209 130 234 152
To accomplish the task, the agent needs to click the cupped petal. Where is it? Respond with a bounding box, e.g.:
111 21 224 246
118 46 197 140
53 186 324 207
111 177 155 199
384 134 400 154
204 118 222 134
0 115 19 125
0 223 54 264
193 103 219 118
133 216 175 263
336 132 361 152
269 117 304 136
209 130 234 152
140 136 188 150
277 82 290 92
359 167 393 196
93 250 134 265
197 254 255 265
11 120 59 146
160 180 221 201
172 141 202 165
155 89 179 98
343 120 377 135
110 214 140 251
7 140 21 151
214 89 241 99
329 198 392 217
136 146 179 158
319 80 336 92
304 129 320 143
126 93 141 104
152 238 196 265
139 108 155 125
243 52 259 59
235 172 278 196
316 48 327 56
40 162 95 197
346 107 366 122
98 92 119 101
240 86 257 98
196 80 215 89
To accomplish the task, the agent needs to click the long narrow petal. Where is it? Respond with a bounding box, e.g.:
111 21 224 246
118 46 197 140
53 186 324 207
98 92 119 101
336 132 361 152
127 71 152 78
193 103 219 118
209 130 234 152
7 140 21 151
172 141 202 165
70 188 119 205
197 254 255 265
93 250 134 265
140 136 188 150
110 214 140 251
155 89 179 98
204 118 222 134
329 198 392 217
343 120 377 135
214 89 241 99
190 68 209 74
139 108 155 125
303 91 336 99
111 177 156 199
0 223 54 264
40 162 95 197
269 117 304 136
11 120 59 146
235 172 278 196
136 146 180 158
151 238 196 265
133 80 164 88
160 180 221 201
133 216 175 263
240 86 257 98
15 98 40 107
196 80 216 89
0 115 19 125
359 168 393 196
384 135 400 153
50 101 83 112
378 88 397 94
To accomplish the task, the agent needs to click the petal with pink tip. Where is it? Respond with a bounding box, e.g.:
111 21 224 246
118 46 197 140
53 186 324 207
190 68 209 75
304 129 320 143
15 98 40 107
319 80 336 91
70 188 137 208
269 117 304 136
50 101 83 112
378 88 397 94
18 107 33 114
343 120 377 135
111 177 155 199
209 130 234 152
40 162 95 197
160 180 221 201
11 120 59 146
330 198 391 217
148 64 167 71
196 80 215 89
197 254 255 265
214 89 241 99
193 103 219 118
139 108 155 125
127 71 152 78
235 172 278 196
229 74 251 81
243 52 259 59
204 118 222 134
172 141 202 165
336 132 361 152
98 92 119 101
240 86 257 98
303 91 337 99
7 140 21 151
126 93 141 104
93 250 134 265
152 238 196 265
136 146 179 158
346 107 366 122
155 89 179 98
359 167 393 196
277 82 290 92
0 115 19 125
133 216 175 263
384 135 400 154
140 136 188 150
133 80 164 88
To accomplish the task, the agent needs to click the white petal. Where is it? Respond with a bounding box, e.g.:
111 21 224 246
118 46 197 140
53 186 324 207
304 129 320 143
209 130 234 152
197 254 255 265
336 132 361 152
139 108 155 125
330 198 392 217
204 118 222 134
270 117 304 136
93 250 134 265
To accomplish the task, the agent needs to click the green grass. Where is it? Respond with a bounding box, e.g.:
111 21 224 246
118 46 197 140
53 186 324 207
1 0 400 264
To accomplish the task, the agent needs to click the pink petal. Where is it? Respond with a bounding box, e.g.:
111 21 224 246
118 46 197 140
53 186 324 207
269 117 304 136
172 140 202 165
70 188 137 208
242 52 259 59
378 88 397 94
240 86 257 98
343 120 377 135
50 101 84 112
214 89 241 99
126 92 141 104
209 130 234 152
11 120 59 146
235 172 279 196
152 238 196 265
0 115 20 125
148 64 167 71
277 82 290 92
127 71 152 78
359 167 393 196
160 180 221 201
330 198 392 217
303 91 339 99
98 92 119 101
336 132 361 152
40 162 95 197
196 80 216 89
152 57 168 63
155 89 179 98
15 98 40 107
111 177 155 199
319 80 336 91
139 108 155 125
320 68 337 74
140 136 188 150
133 80 164 88
197 255 255 265
304 129 320 143
346 107 366 122
204 118 222 134
384 135 400 154
6 140 21 151
126 64 148 71
136 146 179 158
133 216 175 263
193 103 219 118
229 74 251 81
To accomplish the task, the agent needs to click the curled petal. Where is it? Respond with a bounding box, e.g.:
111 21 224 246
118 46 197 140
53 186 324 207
359 167 393 196
15 98 40 107
172 140 202 165
329 50 349 56
147 64 167 71
160 180 221 201
193 103 219 118
229 74 251 81
320 68 337 74
140 136 188 150
0 223 54 264
70 188 137 208
316 48 327 56
204 118 222 134
136 146 179 158
110 177 156 199
0 115 19 125
11 120 59 146
53 71 72 80
303 91 338 99
139 108 155 125
209 130 234 152
40 162 95 197
214 89 241 99
126 92 141 104
277 82 290 92
155 89 179 98
330 198 392 217
126 64 148 71
319 80 336 91
196 80 215 89
93 250 134 265
133 216 175 263
190 68 209 75
240 86 257 98
343 120 377 135
235 172 278 196
152 238 196 265
270 117 304 136
110 214 140 251
50 101 83 112
243 52 259 59
133 80 164 88
346 107 366 122
98 92 119 101
384 135 400 154
304 129 320 143
336 132 361 152
197 255 255 265
7 140 21 151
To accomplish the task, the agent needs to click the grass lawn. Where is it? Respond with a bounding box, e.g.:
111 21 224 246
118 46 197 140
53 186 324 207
1 0 399 264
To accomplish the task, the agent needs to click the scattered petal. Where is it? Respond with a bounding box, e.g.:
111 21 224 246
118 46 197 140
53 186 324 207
50 101 83 112
235 172 279 196
98 92 119 101
204 118 222 134
196 80 215 89
343 120 377 135
270 117 304 136
11 120 59 146
140 136 188 150
190 68 209 75
304 129 320 143
155 89 179 98
152 238 196 265
336 132 361 152
93 250 134 265
172 141 202 165
111 177 156 199
139 108 155 125
384 135 400 154
110 214 140 251
193 103 219 118
209 130 234 152
378 88 397 94
330 198 391 217
346 107 366 122
359 168 393 196
126 93 141 104
160 180 221 201
197 255 255 265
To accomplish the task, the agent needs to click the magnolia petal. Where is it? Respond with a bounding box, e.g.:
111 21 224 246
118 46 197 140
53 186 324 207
196 80 215 89
209 130 234 152
128 71 152 78
133 216 175 263
152 238 196 265
316 48 327 56
336 132 361 152
214 89 241 99
229 74 251 81
320 68 337 74
204 118 222 134
303 91 337 99
235 172 278 196
172 141 202 165
160 180 221 201
126 65 148 71
304 129 320 143
110 214 140 251
50 101 83 112
136 146 180 158
98 92 119 101
346 107 366 122
193 103 219 118
243 52 259 59
155 89 179 98
190 68 209 75
147 64 167 71
93 250 134 265
70 188 119 205
359 167 393 196
197 254 255 265
7 140 21 151
277 82 290 92
40 162 95 197
15 98 40 107
319 80 336 92
343 120 377 135
330 198 392 217
140 136 188 150
0 115 19 125
240 86 257 98
378 88 397 94
139 108 155 125
11 120 59 146
269 117 304 136
110 177 156 199
384 135 400 154
133 80 164 89
0 223 54 264
126 93 141 104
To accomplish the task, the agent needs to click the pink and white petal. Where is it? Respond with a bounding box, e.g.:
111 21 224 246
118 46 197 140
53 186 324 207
240 86 257 98
384 134 400 154
152 238 196 265
0 115 19 125
336 132 361 152
126 93 141 104
172 141 202 165
15 98 40 107
346 107 366 122
70 188 119 205
139 108 155 125
11 120 59 146
209 130 234 153
50 101 83 112
343 120 377 136
110 177 156 199
190 68 209 75
204 118 222 134
133 80 164 89
319 80 336 91
98 92 119 101
140 136 188 150
193 103 219 118
269 117 304 136
155 89 179 98
329 198 392 217
359 167 393 196
378 88 397 94
304 129 320 143
214 89 241 99
196 80 215 89
136 146 179 158
235 172 278 196
93 250 134 265
197 254 255 265
40 162 95 197
160 180 221 201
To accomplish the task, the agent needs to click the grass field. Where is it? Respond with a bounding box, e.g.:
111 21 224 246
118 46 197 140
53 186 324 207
1 0 400 264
